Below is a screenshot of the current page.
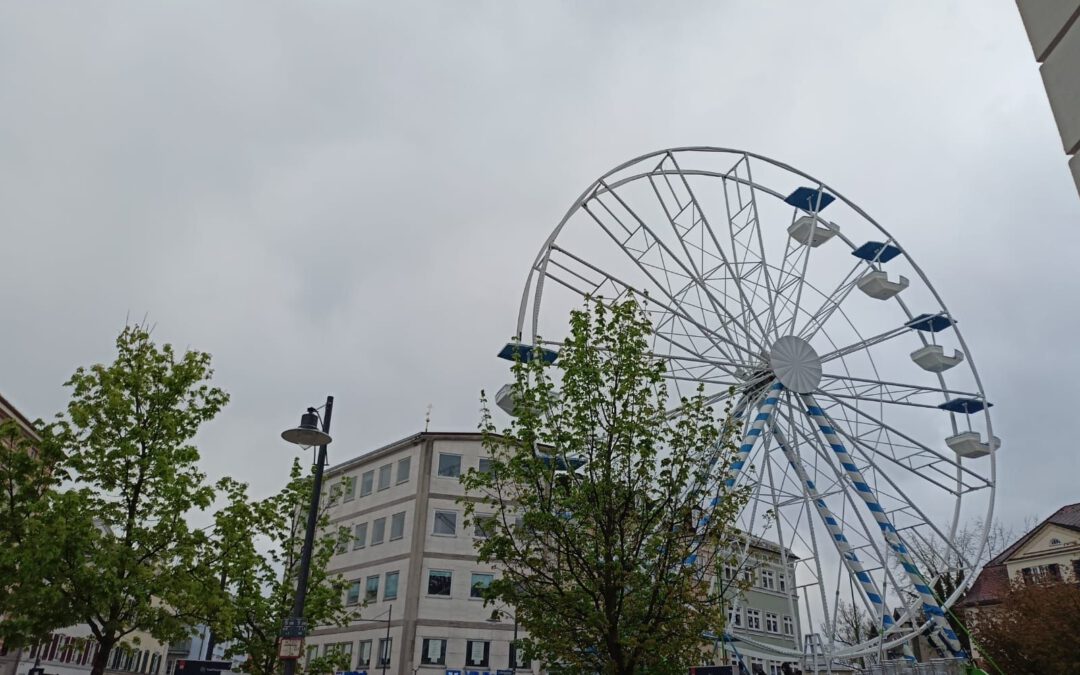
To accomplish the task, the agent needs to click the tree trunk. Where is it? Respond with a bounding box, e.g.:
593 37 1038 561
89 637 116 675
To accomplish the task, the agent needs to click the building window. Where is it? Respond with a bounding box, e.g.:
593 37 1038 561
433 510 457 536
421 639 446 665
1022 564 1062 584
385 571 399 600
336 529 349 554
378 638 392 667
765 612 779 633
782 616 794 636
724 564 737 580
390 511 406 540
727 605 742 628
438 453 461 477
746 608 762 630
324 643 353 669
761 569 775 590
474 514 495 539
360 470 374 497
1050 537 1063 546
353 522 368 549
471 572 494 599
428 570 452 596
365 575 380 602
478 457 493 474
343 476 357 501
510 642 528 669
778 573 787 592
378 464 392 491
466 641 490 668
357 641 372 667
346 580 361 606
397 456 411 484
371 517 386 545
305 645 318 665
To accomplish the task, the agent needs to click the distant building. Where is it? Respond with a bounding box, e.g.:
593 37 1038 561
311 431 803 675
310 432 526 675
1015 1 1080 197
956 502 1080 666
713 539 801 675
957 501 1080 611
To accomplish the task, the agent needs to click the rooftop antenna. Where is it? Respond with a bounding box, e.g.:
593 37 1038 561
425 404 432 432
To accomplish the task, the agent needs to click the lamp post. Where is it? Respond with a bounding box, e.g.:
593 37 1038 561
486 609 518 675
279 396 335 675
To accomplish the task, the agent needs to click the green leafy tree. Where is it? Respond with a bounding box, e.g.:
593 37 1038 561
2 325 229 675
204 459 352 675
461 299 747 675
0 418 80 644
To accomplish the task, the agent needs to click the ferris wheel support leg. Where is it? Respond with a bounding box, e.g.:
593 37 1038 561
799 393 966 659
768 414 903 644
721 382 784 492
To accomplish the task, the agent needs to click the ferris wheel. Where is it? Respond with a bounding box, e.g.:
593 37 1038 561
502 147 999 664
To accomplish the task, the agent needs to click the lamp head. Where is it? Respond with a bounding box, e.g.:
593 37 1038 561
281 408 333 447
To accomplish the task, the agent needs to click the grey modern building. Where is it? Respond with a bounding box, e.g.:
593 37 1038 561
1016 0 1080 196
307 432 526 675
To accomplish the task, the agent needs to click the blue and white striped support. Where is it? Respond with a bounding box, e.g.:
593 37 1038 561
769 414 916 662
722 382 783 492
800 393 964 658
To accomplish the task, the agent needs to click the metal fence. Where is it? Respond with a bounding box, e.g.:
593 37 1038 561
858 660 968 675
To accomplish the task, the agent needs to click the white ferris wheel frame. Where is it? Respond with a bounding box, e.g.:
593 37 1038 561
509 147 998 662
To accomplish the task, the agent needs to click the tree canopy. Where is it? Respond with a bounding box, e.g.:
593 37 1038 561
461 299 747 675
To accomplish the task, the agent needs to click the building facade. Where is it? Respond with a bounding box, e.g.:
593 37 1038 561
308 433 523 675
311 431 804 675
1015 0 1080 197
715 540 801 675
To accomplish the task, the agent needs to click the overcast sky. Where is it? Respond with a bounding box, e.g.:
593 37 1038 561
1 1 1077 535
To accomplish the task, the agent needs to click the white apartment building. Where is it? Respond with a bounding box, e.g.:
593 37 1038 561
308 432 525 675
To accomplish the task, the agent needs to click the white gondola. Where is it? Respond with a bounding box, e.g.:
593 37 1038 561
495 383 517 416
910 344 965 373
788 215 838 247
946 432 1000 459
856 271 909 300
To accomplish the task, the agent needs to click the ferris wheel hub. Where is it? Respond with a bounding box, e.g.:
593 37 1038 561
769 335 822 393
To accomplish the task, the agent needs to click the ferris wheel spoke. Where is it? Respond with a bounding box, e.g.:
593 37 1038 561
824 395 992 493
545 244 762 363
797 259 867 341
729 155 779 336
588 179 767 355
659 151 773 348
817 323 913 365
799 393 965 656
777 403 924 633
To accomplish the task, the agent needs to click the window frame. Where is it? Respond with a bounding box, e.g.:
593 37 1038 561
433 510 457 536
466 640 490 668
343 476 357 502
345 580 361 606
470 572 494 599
365 575 380 602
478 457 493 474
357 641 372 667
437 453 462 478
384 571 399 600
371 517 386 545
760 569 776 590
473 514 495 539
353 522 368 550
420 639 447 666
378 464 392 491
390 511 406 541
782 615 794 636
378 638 392 667
360 470 374 497
427 569 452 597
397 456 411 484
746 608 762 630
765 612 779 634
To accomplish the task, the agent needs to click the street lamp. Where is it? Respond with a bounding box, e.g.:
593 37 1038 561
279 396 334 675
486 609 518 675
